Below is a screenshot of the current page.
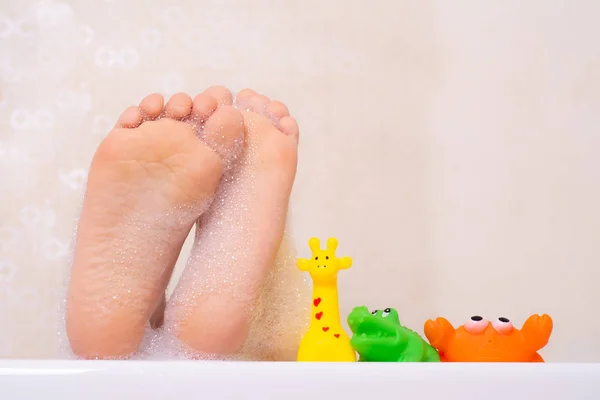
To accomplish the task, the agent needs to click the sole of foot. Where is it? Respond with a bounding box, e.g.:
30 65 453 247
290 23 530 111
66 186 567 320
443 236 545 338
66 87 244 359
166 88 300 356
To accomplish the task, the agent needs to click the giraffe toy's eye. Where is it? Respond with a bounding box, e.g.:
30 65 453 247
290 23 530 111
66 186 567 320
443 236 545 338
371 310 378 315
315 256 318 260
326 256 329 260
382 308 391 317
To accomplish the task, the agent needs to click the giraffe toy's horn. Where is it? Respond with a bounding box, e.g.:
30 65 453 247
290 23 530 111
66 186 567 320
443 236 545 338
308 237 321 253
326 237 338 253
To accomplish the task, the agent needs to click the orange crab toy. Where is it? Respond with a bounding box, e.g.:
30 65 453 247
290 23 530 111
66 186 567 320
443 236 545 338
424 314 553 362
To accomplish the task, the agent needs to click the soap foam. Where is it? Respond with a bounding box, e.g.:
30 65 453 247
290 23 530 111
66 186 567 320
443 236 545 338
151 154 310 359
161 106 245 172
131 228 310 361
239 232 311 361
57 96 311 361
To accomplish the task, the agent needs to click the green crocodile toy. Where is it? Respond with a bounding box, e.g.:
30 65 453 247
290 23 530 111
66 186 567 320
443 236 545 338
347 306 440 362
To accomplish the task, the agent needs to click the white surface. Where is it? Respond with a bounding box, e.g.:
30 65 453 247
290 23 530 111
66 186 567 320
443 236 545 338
0 361 599 400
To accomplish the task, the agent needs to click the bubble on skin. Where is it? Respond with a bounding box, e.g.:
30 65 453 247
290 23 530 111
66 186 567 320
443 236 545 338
57 97 309 360
239 233 311 360
155 111 245 171
147 103 309 360
137 232 310 361
157 138 309 359
56 193 84 359
57 204 211 360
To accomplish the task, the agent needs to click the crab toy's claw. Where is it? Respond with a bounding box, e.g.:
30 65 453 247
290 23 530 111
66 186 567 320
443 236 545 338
424 317 454 352
521 313 553 352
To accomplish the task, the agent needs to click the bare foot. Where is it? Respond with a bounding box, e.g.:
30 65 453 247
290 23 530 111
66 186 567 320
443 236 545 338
66 88 244 359
167 89 300 355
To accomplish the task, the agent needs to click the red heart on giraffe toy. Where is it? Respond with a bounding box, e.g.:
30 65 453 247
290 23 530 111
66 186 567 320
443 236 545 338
322 327 330 332
334 334 340 338
313 298 321 307
315 312 323 320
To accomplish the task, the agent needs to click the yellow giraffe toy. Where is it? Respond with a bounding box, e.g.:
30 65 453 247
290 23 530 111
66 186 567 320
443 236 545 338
296 237 357 362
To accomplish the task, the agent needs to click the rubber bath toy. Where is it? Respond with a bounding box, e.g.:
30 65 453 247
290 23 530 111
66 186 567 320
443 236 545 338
296 237 356 362
347 306 440 362
424 314 553 362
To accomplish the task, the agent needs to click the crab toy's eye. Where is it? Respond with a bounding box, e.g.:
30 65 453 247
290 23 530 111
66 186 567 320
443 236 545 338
464 315 489 334
492 317 514 334
371 310 378 315
382 308 391 318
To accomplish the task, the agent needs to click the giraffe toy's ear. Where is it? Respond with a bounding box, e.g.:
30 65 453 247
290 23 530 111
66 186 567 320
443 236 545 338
308 237 321 253
326 237 338 253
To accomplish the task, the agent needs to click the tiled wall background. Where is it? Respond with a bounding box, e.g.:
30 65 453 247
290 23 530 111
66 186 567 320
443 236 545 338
1 0 599 361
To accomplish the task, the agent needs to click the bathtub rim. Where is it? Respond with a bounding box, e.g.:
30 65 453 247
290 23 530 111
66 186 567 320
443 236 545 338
0 360 599 400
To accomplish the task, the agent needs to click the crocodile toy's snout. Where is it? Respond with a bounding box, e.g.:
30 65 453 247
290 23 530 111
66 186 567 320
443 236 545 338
348 306 400 336
348 306 401 357
347 306 370 331
347 306 440 362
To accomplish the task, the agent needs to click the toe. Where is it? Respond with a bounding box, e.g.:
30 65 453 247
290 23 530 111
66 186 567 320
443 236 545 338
278 116 299 139
235 88 256 105
139 93 164 121
164 92 193 119
115 106 142 128
238 94 270 115
202 105 245 164
203 86 233 106
191 92 218 122
266 101 290 122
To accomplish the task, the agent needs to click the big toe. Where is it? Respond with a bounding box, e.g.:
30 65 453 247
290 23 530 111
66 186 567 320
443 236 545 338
204 86 234 106
201 105 245 165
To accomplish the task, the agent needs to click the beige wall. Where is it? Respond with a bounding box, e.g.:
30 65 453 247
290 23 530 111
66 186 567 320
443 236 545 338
1 0 599 361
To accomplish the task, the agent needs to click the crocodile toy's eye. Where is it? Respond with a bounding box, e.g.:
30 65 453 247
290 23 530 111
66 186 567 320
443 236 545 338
382 308 391 318
371 310 378 315
464 315 489 334
492 317 514 334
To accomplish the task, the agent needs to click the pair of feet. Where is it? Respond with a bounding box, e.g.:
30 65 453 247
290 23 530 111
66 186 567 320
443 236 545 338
65 87 299 358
